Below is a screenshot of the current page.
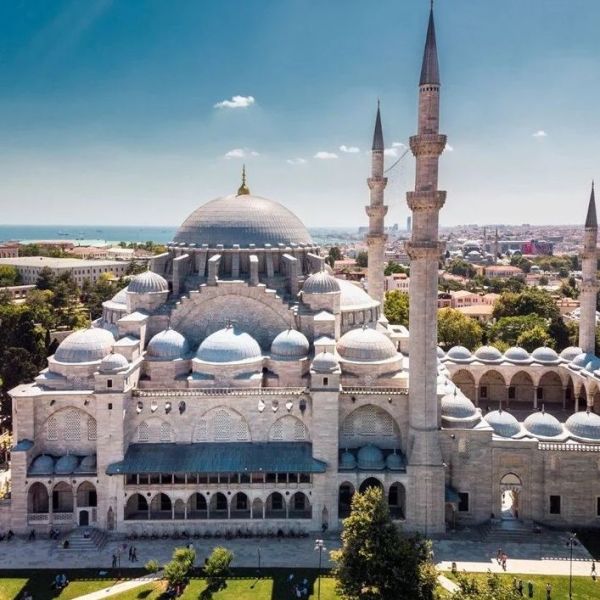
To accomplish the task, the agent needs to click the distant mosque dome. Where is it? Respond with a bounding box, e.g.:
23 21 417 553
302 271 340 294
99 352 129 373
55 328 115 364
523 410 563 438
147 329 190 360
484 409 521 438
270 329 310 360
565 411 600 441
196 326 262 363
337 327 397 362
128 270 168 294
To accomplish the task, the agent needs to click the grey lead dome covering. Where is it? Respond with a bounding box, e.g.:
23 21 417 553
55 328 115 363
174 194 313 248
337 327 397 362
196 326 262 363
565 410 600 441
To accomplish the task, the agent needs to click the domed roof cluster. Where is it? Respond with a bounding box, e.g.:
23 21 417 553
302 271 340 294
523 410 563 438
147 328 190 360
270 329 309 360
54 328 115 364
443 344 572 367
484 409 521 438
565 411 600 441
339 446 405 471
128 270 169 294
99 352 129 373
173 194 313 249
196 326 262 363
337 327 398 363
29 453 97 475
568 352 600 374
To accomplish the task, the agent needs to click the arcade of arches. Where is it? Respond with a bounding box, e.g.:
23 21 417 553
27 481 98 526
338 479 406 520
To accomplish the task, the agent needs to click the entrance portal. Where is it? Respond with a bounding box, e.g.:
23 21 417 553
79 510 89 526
500 473 522 520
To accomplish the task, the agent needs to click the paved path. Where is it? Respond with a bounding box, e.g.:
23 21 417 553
437 574 459 593
73 573 162 600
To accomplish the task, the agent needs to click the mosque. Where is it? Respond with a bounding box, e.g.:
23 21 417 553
5 6 600 537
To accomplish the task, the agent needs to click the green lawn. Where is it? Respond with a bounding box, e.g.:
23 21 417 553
448 572 599 600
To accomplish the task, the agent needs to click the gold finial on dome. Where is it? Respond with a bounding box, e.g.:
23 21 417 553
237 164 250 196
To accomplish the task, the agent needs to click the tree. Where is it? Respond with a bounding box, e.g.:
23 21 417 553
488 315 548 348
0 265 21 287
510 255 531 273
451 572 521 600
356 251 368 268
517 325 554 351
384 290 409 327
164 546 196 588
492 288 560 321
327 246 342 267
384 261 409 276
447 258 476 279
331 487 436 600
437 308 483 350
35 267 55 290
204 546 233 593
538 275 549 286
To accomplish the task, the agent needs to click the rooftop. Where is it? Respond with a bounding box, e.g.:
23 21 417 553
0 257 123 268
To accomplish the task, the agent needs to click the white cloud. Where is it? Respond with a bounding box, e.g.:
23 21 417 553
286 158 307 165
392 142 406 148
532 130 547 138
445 143 454 152
384 148 399 157
314 151 338 160
339 145 360 153
214 95 256 109
224 148 260 159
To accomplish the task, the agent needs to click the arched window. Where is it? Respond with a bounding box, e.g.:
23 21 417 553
47 417 58 441
138 422 149 442
213 410 232 441
160 422 172 442
64 410 81 441
294 420 306 440
271 420 283 440
87 417 97 441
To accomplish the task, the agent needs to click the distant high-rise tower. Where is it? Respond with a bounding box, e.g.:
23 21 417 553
404 3 446 534
579 182 597 359
406 216 412 232
366 103 388 307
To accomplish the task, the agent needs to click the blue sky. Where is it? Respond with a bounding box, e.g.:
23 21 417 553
1 0 599 228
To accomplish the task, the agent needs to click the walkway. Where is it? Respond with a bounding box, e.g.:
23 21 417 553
73 573 162 600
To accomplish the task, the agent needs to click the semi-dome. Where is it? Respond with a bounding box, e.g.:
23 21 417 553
446 346 473 363
337 327 397 362
311 351 339 373
111 285 129 305
565 411 600 441
173 194 313 248
484 409 521 438
29 454 54 475
339 450 357 470
474 345 503 363
531 346 560 365
99 352 129 373
270 329 310 360
128 270 168 294
523 410 563 438
385 452 405 471
337 279 378 309
196 326 262 363
504 347 531 364
55 454 80 475
302 271 340 294
147 329 190 360
357 445 385 470
560 346 583 362
441 389 478 420
55 328 115 363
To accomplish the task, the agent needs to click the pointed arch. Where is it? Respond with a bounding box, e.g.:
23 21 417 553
192 406 250 442
341 405 401 448
268 415 309 441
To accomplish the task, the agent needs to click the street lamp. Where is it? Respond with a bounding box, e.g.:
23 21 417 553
567 532 577 600
314 538 326 600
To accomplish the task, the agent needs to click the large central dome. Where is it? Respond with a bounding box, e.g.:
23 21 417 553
174 193 313 248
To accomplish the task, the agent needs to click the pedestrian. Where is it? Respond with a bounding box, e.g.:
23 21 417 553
128 546 133 562
517 579 523 597
112 554 117 569
545 582 552 600
501 553 507 571
496 548 502 564
527 581 534 598
592 560 597 578
132 546 138 562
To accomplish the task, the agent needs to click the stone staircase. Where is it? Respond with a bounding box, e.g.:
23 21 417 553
58 527 108 551
479 519 556 545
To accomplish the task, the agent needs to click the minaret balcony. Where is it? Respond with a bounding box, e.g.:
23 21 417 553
365 205 388 218
409 134 447 157
404 240 446 260
367 176 388 190
366 233 388 245
406 191 446 212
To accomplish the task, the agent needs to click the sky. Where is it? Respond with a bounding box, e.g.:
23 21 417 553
0 0 599 229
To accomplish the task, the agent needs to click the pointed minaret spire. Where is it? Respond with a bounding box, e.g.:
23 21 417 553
585 180 597 229
419 3 440 86
372 100 384 151
237 164 250 196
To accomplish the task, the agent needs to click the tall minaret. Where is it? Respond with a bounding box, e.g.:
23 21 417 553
404 3 446 534
366 102 388 309
579 182 597 356
493 227 500 262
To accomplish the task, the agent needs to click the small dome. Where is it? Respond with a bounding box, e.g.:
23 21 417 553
128 270 168 294
437 346 446 359
29 454 55 475
337 279 378 309
311 351 339 373
340 450 357 470
474 345 503 363
111 285 129 305
385 452 404 471
569 352 595 371
337 327 397 362
585 356 600 373
270 329 310 360
357 445 385 470
523 410 563 438
196 326 261 363
484 410 521 438
560 346 582 362
441 389 478 420
99 352 129 373
147 329 190 360
55 328 115 363
503 347 531 364
55 454 80 475
531 346 560 365
565 411 600 441
76 454 97 473
302 271 340 294
446 346 472 363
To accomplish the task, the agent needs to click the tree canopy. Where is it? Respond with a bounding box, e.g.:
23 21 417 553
437 308 483 350
384 290 409 327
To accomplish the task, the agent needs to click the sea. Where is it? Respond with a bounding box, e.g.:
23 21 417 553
0 225 361 247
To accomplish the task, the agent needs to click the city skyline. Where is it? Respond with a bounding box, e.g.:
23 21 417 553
0 0 599 227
